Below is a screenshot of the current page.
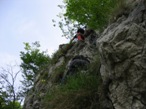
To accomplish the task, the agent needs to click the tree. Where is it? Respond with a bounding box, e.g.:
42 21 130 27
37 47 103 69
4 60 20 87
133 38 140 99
54 0 120 32
0 64 22 109
20 41 50 93
53 0 120 39
53 4 85 39
0 89 8 109
64 0 119 29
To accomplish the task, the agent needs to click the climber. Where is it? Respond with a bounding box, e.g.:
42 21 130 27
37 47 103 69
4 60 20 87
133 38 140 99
70 28 85 43
61 55 90 83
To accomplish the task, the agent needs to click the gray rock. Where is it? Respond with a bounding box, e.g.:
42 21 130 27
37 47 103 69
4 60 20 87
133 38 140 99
23 1 146 109
33 100 40 109
23 29 99 109
98 0 146 108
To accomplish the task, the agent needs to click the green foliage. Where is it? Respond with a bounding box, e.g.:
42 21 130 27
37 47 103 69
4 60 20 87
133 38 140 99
43 71 101 109
0 90 22 109
4 101 22 109
64 0 119 29
0 90 8 109
54 0 128 39
42 51 102 109
53 4 85 39
1 101 22 109
20 41 51 92
62 73 99 91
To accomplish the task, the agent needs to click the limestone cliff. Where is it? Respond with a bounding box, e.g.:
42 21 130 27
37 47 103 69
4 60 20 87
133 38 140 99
23 0 146 109
23 29 100 109
98 0 146 108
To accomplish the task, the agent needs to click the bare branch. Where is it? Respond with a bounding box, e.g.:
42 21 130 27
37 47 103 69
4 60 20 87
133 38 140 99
0 64 23 109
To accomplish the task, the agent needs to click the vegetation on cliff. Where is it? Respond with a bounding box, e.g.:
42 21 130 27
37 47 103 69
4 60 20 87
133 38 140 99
56 0 127 38
0 0 130 109
20 42 51 93
21 0 129 108
42 55 101 109
64 0 118 29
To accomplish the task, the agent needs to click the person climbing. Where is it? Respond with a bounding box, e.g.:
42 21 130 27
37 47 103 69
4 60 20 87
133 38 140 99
61 55 90 83
70 28 85 43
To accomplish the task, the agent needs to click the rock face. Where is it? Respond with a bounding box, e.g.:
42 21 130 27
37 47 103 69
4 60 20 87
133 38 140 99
23 29 99 109
23 0 146 109
98 0 146 109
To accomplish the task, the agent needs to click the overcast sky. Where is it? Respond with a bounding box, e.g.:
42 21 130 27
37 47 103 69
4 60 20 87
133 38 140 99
0 0 69 66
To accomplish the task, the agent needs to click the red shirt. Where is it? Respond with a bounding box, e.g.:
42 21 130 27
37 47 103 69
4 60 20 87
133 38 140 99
76 33 84 41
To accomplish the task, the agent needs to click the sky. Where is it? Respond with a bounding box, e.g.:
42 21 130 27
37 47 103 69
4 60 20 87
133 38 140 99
0 0 69 67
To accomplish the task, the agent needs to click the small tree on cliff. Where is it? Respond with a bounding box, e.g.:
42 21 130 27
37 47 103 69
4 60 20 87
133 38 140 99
20 41 50 93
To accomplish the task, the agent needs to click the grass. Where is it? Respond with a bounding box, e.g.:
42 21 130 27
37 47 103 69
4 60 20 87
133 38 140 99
40 47 102 109
43 72 100 109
